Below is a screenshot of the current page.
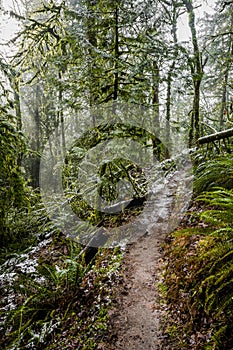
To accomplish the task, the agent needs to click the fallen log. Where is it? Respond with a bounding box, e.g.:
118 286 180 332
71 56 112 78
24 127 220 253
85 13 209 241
198 127 233 145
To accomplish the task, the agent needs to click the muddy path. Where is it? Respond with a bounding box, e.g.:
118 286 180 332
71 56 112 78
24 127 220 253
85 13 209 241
102 232 166 350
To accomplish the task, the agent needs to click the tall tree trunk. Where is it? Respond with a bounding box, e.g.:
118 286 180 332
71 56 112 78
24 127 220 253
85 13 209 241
152 60 160 127
166 2 179 139
11 72 23 166
86 0 98 126
183 0 203 146
58 71 66 156
14 78 22 131
31 85 41 189
113 3 119 101
152 60 162 160
219 20 232 130
220 70 228 130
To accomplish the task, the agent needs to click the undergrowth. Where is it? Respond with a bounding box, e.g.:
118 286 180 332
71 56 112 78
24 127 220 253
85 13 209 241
0 234 123 350
194 154 233 194
163 188 233 349
0 188 56 264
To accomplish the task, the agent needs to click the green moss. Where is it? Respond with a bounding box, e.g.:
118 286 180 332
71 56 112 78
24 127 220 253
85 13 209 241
163 188 233 349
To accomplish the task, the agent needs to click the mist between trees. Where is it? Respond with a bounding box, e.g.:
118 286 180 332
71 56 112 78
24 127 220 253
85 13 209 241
0 0 232 186
0 2 233 350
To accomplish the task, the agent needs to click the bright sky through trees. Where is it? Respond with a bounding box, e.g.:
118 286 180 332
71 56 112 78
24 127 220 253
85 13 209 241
177 0 217 41
0 0 218 56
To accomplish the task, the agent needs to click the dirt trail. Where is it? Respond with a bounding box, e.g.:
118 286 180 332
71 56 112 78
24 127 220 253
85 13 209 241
103 232 165 350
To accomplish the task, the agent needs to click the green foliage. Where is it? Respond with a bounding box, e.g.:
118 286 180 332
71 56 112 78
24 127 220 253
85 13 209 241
198 188 233 225
1 237 123 350
3 243 85 347
0 188 57 263
1 1 233 349
194 155 233 194
164 187 233 349
0 114 26 241
63 123 154 227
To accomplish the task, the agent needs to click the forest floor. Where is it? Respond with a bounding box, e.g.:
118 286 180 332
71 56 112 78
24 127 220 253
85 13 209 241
100 232 167 350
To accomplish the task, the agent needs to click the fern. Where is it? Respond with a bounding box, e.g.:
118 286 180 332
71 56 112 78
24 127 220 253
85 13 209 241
164 186 233 349
196 188 233 348
198 188 233 225
2 241 88 349
194 155 233 194
1 239 122 350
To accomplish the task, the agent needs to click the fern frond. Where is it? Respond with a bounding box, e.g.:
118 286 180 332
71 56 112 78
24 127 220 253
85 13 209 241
198 188 233 225
194 155 233 194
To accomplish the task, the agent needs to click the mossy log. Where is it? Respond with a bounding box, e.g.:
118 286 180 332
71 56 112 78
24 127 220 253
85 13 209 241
198 128 233 145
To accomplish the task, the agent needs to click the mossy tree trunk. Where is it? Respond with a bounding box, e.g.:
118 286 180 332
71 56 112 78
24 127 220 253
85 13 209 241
183 0 204 147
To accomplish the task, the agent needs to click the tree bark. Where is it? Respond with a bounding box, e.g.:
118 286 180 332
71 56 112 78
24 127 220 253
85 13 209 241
152 60 162 160
166 1 179 138
183 0 203 146
58 71 66 156
220 70 228 130
113 3 119 101
152 60 160 130
86 0 98 121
